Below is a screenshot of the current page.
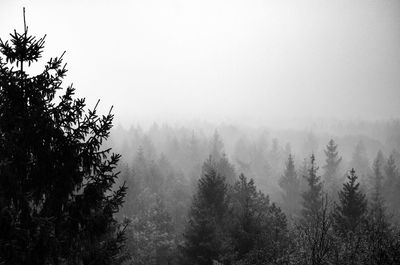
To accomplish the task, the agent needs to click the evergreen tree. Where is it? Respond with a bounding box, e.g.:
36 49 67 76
279 154 301 217
301 154 323 224
180 157 229 265
333 168 367 235
230 174 290 264
216 153 237 185
0 16 126 264
350 141 370 185
322 139 342 199
370 151 385 206
384 153 400 221
210 130 224 161
123 195 175 265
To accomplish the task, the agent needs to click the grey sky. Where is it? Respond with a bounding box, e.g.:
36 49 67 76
1 0 400 127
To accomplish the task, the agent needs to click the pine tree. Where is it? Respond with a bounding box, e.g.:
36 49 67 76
0 15 126 264
216 153 236 185
350 141 370 184
230 174 290 264
333 168 367 235
279 154 301 217
180 157 229 265
301 154 323 224
322 139 342 199
383 153 400 220
210 130 224 161
124 195 175 265
370 151 385 206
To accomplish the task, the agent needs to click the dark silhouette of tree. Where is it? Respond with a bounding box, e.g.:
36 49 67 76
0 14 126 265
301 154 323 225
230 174 290 265
180 157 229 265
322 139 342 199
383 153 400 221
333 168 367 235
279 154 301 217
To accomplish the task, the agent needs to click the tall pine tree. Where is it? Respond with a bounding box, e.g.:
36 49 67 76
333 168 367 235
322 139 342 199
0 14 126 264
383 153 400 220
279 154 301 217
301 154 323 224
180 157 229 265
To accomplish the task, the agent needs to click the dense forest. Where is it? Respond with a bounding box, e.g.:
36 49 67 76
1 13 400 265
111 121 400 265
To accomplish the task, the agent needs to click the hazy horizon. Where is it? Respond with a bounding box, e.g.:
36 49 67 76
1 0 399 128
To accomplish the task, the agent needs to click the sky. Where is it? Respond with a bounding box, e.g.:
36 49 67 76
1 0 400 127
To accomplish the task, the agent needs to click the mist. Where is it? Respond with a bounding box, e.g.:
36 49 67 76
1 0 399 127
2 1 400 264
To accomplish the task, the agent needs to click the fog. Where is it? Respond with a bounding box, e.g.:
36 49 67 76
1 0 399 128
3 1 400 264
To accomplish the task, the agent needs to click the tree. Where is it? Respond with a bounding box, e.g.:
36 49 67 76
180 157 229 265
0 15 126 264
123 195 175 265
230 175 290 265
350 141 370 185
279 154 301 217
216 153 237 185
333 168 367 235
210 130 224 161
301 154 323 225
370 151 385 206
383 153 400 221
322 139 342 199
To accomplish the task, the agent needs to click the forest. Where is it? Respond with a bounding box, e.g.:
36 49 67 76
1 8 400 265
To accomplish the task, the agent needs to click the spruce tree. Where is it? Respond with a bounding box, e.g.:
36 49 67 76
230 174 289 264
333 168 367 235
216 153 236 185
279 154 300 216
301 154 323 224
371 151 385 206
210 130 224 161
180 157 229 265
0 15 126 264
384 153 400 220
350 141 370 184
322 139 342 199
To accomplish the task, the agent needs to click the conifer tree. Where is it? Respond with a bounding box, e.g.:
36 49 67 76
350 141 370 184
216 153 237 185
371 151 385 206
210 130 224 161
333 168 367 235
322 139 342 199
230 174 290 264
180 157 229 265
384 153 400 220
301 154 323 224
0 15 126 264
279 154 301 216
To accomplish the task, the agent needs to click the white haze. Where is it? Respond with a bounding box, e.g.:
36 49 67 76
1 0 400 129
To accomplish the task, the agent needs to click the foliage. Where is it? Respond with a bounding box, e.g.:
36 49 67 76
279 154 301 217
0 17 126 264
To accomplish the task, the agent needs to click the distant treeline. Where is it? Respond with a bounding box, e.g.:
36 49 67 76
113 124 400 264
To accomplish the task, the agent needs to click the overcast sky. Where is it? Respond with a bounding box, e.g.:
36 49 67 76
1 0 400 127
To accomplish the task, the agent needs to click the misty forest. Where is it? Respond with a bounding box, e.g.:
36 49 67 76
1 2 400 265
